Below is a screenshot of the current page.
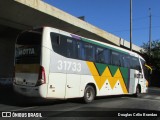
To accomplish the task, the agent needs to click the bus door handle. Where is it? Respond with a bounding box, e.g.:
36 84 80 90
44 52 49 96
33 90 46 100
67 85 72 88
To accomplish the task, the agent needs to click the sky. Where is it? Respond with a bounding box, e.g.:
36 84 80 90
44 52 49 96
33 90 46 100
43 0 160 46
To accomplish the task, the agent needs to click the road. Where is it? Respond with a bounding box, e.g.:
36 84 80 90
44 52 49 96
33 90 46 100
0 87 160 120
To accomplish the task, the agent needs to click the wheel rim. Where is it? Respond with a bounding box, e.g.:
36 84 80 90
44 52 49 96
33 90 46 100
86 88 93 101
136 87 140 94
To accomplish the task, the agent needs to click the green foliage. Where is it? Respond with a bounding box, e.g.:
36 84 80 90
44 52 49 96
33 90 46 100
141 40 160 71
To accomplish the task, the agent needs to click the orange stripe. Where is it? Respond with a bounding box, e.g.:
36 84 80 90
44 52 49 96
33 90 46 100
15 64 40 73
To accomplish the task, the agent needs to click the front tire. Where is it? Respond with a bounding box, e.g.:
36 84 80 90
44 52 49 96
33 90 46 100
134 86 141 97
83 85 95 103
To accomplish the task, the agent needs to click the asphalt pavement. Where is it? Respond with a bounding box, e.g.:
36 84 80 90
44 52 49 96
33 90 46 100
0 86 160 120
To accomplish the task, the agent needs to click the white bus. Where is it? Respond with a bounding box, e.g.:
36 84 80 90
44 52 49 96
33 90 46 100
14 27 149 103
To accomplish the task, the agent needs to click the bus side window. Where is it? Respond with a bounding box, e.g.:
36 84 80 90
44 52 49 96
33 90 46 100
123 55 131 68
67 39 77 59
96 47 105 63
50 33 60 45
50 33 67 57
77 41 82 59
81 42 86 60
130 57 141 70
104 49 111 64
84 43 95 61
111 51 121 66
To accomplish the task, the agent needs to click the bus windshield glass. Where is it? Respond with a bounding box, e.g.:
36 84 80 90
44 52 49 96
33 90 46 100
15 30 42 64
140 59 150 80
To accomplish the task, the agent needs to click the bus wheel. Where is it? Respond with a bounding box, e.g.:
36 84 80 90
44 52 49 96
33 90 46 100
83 85 95 103
134 86 141 97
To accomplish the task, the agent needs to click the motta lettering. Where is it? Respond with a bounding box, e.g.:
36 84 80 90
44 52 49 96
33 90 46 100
18 48 35 56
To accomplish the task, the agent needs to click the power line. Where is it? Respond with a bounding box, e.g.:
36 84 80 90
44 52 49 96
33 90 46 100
109 14 160 33
152 15 160 18
132 16 148 21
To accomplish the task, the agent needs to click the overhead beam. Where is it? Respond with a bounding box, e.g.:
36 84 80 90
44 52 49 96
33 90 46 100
0 0 142 52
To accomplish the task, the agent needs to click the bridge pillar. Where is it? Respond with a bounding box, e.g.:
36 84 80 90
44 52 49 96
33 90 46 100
0 26 20 86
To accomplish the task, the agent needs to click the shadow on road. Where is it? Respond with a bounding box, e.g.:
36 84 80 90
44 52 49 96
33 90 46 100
0 86 129 107
0 87 67 107
1 86 159 107
0 87 133 108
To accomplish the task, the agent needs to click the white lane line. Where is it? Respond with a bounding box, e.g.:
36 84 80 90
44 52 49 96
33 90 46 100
11 106 36 111
129 97 160 102
143 95 152 98
155 96 160 100
41 105 85 118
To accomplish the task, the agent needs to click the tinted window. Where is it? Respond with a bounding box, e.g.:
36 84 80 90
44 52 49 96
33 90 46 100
16 31 42 64
111 51 121 66
130 57 141 70
96 47 105 63
82 43 95 61
67 39 77 58
141 59 149 79
77 41 83 59
50 33 67 57
122 55 131 68
96 47 110 64
17 31 42 45
104 49 111 64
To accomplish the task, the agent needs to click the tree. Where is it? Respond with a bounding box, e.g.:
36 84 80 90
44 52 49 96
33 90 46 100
141 40 160 87
141 40 160 70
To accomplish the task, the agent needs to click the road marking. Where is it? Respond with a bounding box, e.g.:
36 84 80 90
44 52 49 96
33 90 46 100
142 95 160 100
11 107 36 111
42 105 85 118
155 96 160 100
57 104 85 112
129 97 160 102
143 95 152 98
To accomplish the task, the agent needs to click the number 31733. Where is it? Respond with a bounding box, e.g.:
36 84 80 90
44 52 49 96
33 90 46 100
57 60 81 72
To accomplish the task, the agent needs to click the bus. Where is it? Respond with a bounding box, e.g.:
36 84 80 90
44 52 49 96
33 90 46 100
14 27 149 103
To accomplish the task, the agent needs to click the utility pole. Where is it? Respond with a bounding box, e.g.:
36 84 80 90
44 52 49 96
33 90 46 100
149 8 152 58
130 0 132 51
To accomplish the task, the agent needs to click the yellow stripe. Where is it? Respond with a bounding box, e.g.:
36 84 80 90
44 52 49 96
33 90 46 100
101 67 112 89
113 69 128 93
86 62 101 89
101 67 112 77
86 61 128 94
86 62 99 76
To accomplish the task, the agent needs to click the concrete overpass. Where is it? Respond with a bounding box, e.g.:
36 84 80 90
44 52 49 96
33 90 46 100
0 0 142 85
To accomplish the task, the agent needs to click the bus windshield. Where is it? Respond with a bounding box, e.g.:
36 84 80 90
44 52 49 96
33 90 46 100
15 30 42 64
140 59 151 81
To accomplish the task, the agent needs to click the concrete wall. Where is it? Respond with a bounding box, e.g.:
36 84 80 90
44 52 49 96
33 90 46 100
120 38 142 52
0 26 20 85
0 37 15 77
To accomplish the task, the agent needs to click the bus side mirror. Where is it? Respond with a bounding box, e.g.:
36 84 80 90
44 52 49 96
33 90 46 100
145 64 152 75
